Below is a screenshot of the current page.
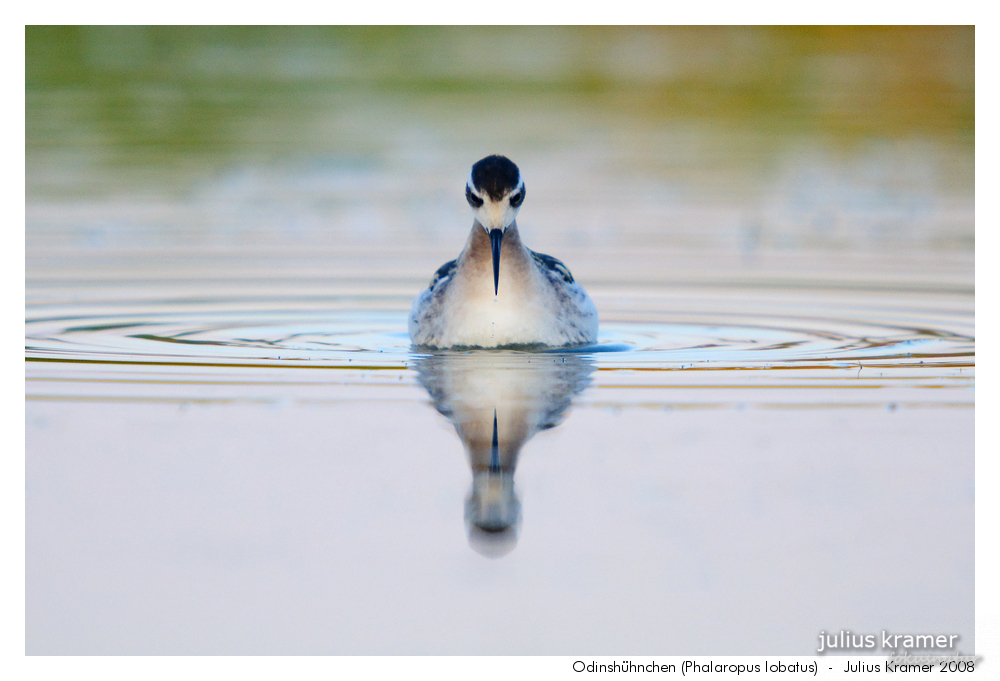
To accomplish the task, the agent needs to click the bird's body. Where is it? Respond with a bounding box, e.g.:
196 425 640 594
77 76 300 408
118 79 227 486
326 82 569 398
408 156 598 348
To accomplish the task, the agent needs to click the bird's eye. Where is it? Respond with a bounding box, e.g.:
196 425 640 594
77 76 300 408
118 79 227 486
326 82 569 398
465 185 484 208
509 188 524 208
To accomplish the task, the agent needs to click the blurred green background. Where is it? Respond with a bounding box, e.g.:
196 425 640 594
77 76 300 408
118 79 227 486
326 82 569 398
25 26 974 255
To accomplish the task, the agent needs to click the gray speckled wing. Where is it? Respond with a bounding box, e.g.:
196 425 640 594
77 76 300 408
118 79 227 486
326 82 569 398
529 250 574 284
428 259 457 290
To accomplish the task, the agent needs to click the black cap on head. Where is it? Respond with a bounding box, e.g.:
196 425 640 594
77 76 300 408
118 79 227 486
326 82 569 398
470 155 521 201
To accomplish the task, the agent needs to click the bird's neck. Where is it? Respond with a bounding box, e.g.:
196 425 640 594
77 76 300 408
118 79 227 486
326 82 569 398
458 220 535 299
465 220 529 261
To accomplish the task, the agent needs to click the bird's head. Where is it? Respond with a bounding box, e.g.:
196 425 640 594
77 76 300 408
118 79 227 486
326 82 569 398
466 154 525 233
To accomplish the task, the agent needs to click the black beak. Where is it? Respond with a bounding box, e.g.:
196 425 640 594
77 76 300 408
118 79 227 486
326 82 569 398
489 229 504 295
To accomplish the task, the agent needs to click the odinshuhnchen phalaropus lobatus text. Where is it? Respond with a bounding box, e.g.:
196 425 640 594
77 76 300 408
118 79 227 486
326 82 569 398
408 155 598 348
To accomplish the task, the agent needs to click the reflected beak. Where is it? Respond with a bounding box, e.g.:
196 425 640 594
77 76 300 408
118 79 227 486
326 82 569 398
489 229 504 296
490 409 500 472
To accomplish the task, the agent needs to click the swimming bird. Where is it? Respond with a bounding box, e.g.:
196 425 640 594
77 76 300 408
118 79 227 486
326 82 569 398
408 155 598 348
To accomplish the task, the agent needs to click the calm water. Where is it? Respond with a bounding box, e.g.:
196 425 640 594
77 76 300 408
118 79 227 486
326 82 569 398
26 27 974 655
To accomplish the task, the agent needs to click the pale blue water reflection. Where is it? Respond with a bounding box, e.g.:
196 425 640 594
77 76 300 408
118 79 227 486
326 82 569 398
415 352 595 556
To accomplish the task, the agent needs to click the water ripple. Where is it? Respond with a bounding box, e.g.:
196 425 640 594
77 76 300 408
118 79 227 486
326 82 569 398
26 303 973 369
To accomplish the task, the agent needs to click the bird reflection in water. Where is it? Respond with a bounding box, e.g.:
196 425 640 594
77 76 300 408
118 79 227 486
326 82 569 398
414 351 595 557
